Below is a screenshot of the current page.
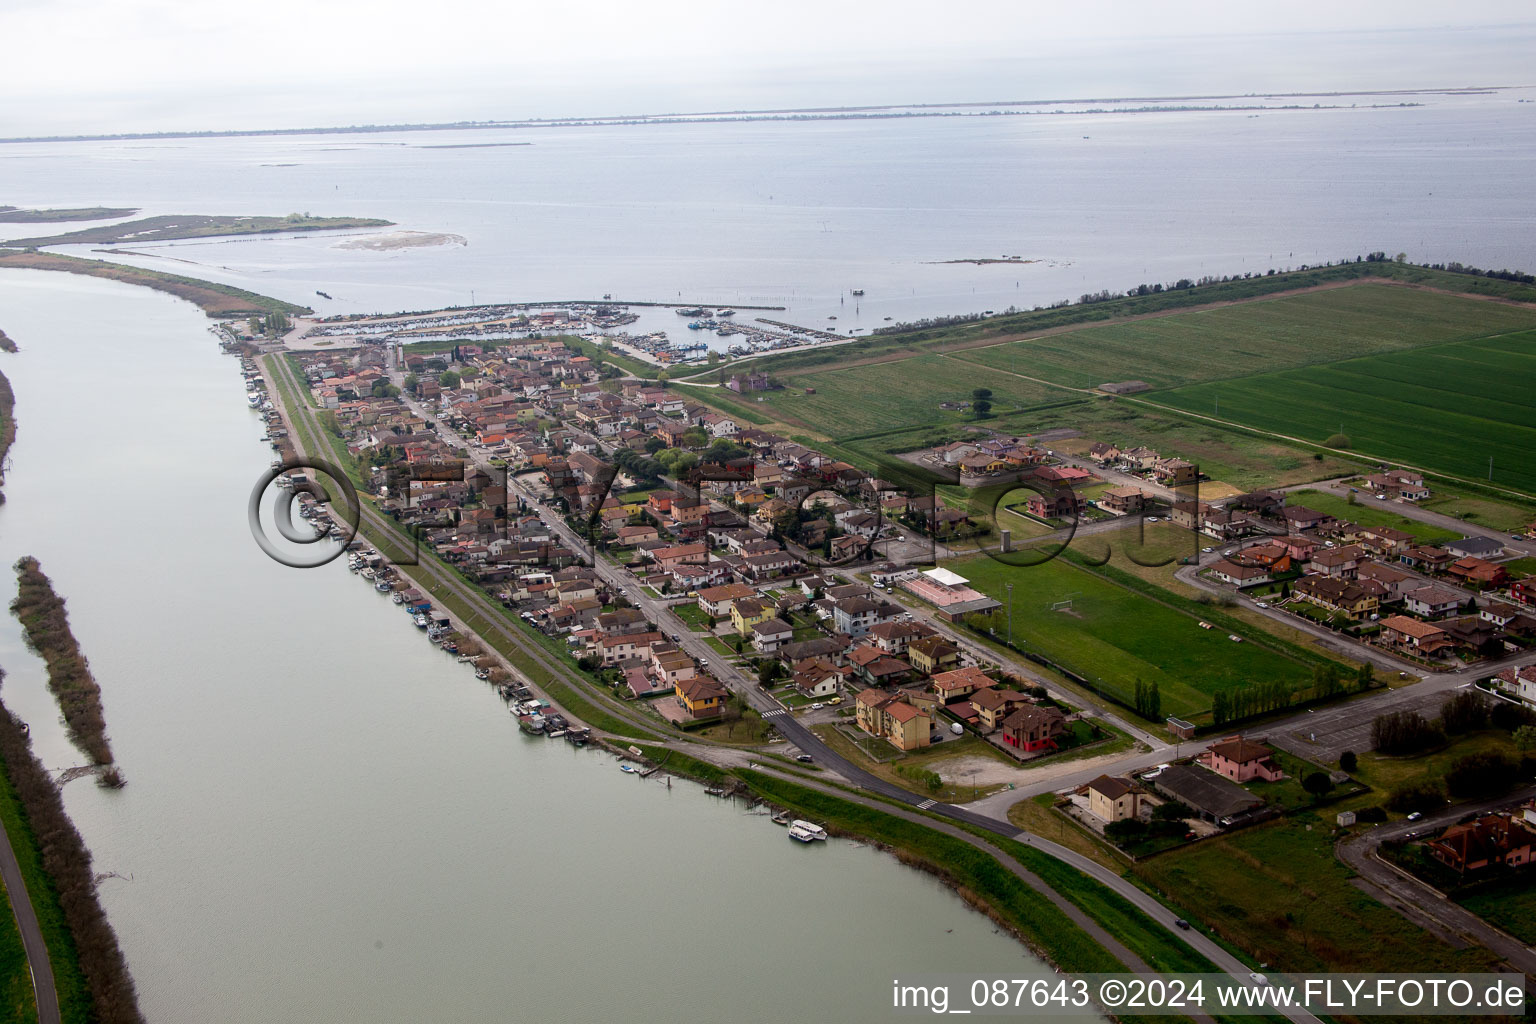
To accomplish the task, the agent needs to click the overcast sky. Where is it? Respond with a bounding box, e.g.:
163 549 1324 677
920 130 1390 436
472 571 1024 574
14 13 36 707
2 0 1534 135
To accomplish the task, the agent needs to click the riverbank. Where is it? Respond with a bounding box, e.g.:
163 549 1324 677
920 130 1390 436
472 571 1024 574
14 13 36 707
0 252 309 318
0 367 13 505
0 669 141 1024
9 558 119 777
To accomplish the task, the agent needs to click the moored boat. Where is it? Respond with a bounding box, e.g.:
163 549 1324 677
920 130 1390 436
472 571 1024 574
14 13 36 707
787 820 828 842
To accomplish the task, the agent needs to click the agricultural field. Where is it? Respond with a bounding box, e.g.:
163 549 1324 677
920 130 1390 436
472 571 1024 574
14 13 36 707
1418 491 1536 534
1153 330 1536 495
1285 490 1463 544
949 284 1536 391
945 552 1319 720
747 353 1066 437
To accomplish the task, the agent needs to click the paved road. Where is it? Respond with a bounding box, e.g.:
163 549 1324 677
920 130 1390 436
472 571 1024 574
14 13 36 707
1338 786 1536 984
0 812 61 1024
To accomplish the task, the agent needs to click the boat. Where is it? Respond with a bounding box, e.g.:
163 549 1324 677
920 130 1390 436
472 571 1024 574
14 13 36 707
787 820 828 842
850 289 864 296
771 810 792 826
374 581 392 593
413 614 429 629
474 669 490 680
391 592 405 604
619 764 638 773
674 306 706 317
717 309 736 317
704 786 726 797
518 714 546 735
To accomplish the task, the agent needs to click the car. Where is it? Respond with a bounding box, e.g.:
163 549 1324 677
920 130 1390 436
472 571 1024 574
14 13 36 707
1146 516 1160 522
1515 535 1527 542
1407 811 1422 821
1255 601 1269 609
827 696 842 705
1249 974 1268 987
1201 546 1213 553
1174 918 1190 930
670 634 680 642
795 754 814 763
1228 634 1244 642
1376 493 1388 500
809 702 824 710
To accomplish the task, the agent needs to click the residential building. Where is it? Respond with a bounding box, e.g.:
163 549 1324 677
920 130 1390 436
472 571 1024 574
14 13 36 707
1201 737 1284 782
1086 775 1143 823
999 705 1067 752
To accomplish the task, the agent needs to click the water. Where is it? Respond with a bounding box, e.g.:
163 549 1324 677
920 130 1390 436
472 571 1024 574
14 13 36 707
4 89 1534 347
0 270 1050 1022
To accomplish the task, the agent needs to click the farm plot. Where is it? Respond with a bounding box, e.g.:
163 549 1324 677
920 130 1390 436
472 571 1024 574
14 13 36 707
1152 331 1536 495
953 284 1536 391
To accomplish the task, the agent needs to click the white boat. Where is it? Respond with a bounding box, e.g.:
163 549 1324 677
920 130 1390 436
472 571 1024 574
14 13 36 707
787 821 828 842
391 593 405 604
619 764 638 774
413 614 429 629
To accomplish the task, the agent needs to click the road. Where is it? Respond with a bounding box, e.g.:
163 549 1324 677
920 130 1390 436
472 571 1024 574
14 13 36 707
0 813 61 1024
1338 786 1536 983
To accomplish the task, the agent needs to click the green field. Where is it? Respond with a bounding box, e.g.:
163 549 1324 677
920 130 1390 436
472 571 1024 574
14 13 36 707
1153 331 1536 495
945 285 1536 391
1285 490 1463 544
944 553 1319 719
746 353 1065 437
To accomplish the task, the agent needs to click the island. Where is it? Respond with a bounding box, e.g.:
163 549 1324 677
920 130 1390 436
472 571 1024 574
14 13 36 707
5 212 394 247
0 205 139 223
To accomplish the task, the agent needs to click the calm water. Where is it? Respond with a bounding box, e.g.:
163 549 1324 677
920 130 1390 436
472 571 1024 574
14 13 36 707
3 89 1535 341
0 271 1048 1022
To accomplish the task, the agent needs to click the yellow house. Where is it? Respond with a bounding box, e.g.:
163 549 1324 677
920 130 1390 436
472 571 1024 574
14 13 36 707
730 597 774 636
735 487 770 507
1086 776 1142 822
675 676 728 718
907 635 960 676
620 499 647 517
854 688 931 751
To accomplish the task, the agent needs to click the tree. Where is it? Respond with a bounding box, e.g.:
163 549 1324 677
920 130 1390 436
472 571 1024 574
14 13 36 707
1104 819 1147 846
971 388 993 401
972 400 992 419
1355 660 1374 692
1445 752 1517 800
1515 725 1536 753
1339 750 1358 773
757 660 782 688
1386 780 1445 814
438 370 461 389
1440 691 1490 735
1151 800 1193 822
403 372 419 394
1371 710 1444 755
1302 771 1335 801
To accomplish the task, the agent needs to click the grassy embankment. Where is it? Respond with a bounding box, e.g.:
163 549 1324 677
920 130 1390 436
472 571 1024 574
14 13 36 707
9 559 120 779
0 669 142 1024
0 250 310 318
0 207 137 223
4 213 392 247
0 366 13 507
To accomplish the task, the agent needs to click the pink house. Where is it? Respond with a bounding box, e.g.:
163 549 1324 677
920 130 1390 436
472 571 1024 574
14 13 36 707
1202 736 1284 783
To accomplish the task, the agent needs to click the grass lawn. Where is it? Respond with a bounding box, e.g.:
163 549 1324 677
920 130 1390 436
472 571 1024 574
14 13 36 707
1134 810 1500 973
1286 490 1462 544
946 552 1320 720
1500 556 1536 578
1457 876 1536 945
1419 492 1536 534
742 353 1064 437
673 603 713 631
1153 330 1536 496
1351 730 1520 799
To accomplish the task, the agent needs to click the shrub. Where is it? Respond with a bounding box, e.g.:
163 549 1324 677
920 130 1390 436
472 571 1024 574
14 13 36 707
1303 771 1335 800
1339 750 1358 773
1386 780 1445 814
1440 691 1491 735
1444 752 1517 800
1324 433 1351 448
1371 710 1444 755
1356 805 1388 823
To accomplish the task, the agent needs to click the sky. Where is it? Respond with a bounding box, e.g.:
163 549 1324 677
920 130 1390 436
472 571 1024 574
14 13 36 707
1 0 1534 136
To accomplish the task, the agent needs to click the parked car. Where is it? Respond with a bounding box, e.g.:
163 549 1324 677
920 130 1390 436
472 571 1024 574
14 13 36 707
809 702 824 710
795 754 814 763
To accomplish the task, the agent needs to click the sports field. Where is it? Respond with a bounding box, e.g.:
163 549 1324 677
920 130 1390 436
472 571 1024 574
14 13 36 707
1153 330 1536 495
950 284 1536 391
947 553 1321 720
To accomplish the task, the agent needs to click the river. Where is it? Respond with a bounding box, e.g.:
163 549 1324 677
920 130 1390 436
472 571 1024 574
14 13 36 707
0 269 1051 1022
